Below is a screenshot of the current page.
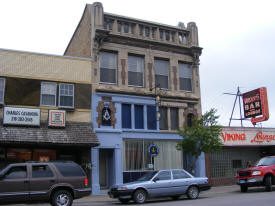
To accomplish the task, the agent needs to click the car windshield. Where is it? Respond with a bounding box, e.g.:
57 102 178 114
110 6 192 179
256 157 275 166
137 171 158 181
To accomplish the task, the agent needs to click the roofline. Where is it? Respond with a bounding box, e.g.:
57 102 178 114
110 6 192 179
0 48 91 61
104 12 189 32
63 5 89 55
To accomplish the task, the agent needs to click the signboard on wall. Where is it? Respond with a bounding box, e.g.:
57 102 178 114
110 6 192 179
220 128 275 146
48 110 66 127
242 87 269 125
3 107 40 126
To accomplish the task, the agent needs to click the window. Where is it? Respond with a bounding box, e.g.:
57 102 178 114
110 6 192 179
172 170 191 179
159 30 164 40
156 171 171 181
4 166 27 179
159 107 168 130
59 83 74 108
179 62 193 91
128 55 144 87
122 104 131 129
118 21 122 32
145 27 150 37
40 82 57 107
32 165 54 178
100 51 117 84
154 59 169 89
124 23 129 33
170 108 179 130
152 28 156 39
130 24 136 34
139 25 144 36
0 78 5 105
165 31 170 41
147 105 156 130
187 113 194 127
135 105 144 129
53 162 85 177
232 160 242 169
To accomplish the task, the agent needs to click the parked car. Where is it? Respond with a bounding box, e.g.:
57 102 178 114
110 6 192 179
236 156 275 192
108 169 211 204
0 161 91 206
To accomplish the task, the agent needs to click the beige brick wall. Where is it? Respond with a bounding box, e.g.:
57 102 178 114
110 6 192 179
0 49 92 84
64 6 91 58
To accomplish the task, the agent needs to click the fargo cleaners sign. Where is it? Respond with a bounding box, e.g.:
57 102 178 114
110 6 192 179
3 107 40 126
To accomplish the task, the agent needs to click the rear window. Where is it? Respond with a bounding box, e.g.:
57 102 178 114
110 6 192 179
53 162 85 177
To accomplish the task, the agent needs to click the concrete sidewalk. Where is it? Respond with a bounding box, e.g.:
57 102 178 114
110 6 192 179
74 185 240 203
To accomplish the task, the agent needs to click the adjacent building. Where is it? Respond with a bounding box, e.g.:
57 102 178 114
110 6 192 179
0 49 99 183
65 2 204 194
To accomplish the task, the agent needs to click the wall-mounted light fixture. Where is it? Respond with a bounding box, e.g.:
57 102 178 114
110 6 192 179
150 84 161 120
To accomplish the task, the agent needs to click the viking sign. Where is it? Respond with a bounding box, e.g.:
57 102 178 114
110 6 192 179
242 87 269 125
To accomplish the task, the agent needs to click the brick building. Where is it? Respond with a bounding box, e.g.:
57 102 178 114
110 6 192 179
65 2 203 194
0 49 99 183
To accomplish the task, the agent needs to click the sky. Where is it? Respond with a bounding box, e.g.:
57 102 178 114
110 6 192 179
1 0 275 128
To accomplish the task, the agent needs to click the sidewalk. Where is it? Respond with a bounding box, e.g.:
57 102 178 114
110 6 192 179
74 185 240 203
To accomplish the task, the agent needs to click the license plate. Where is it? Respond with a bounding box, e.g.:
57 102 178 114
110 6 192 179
239 180 246 183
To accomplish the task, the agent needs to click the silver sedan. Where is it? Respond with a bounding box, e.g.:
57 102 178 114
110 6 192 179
108 169 211 204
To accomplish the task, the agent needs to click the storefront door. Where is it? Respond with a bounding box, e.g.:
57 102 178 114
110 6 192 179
99 149 114 189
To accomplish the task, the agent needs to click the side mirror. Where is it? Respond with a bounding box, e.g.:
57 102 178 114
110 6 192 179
153 177 159 182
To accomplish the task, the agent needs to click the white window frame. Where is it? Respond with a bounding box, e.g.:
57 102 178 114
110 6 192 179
128 55 144 87
99 51 117 84
0 78 5 105
179 62 193 92
58 83 74 109
40 82 57 107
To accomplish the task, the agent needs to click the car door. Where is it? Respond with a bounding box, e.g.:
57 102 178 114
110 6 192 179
0 165 29 203
29 164 57 201
147 170 173 197
171 169 192 194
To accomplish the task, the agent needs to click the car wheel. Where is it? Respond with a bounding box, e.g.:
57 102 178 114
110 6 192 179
133 189 147 204
265 176 272 192
187 186 199 199
51 190 73 206
119 198 130 204
240 185 248 192
171 195 180 200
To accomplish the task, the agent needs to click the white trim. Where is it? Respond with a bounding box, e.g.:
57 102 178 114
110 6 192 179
0 78 5 105
58 83 74 109
40 82 57 107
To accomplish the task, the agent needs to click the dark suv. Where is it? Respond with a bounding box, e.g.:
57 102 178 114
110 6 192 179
0 161 91 206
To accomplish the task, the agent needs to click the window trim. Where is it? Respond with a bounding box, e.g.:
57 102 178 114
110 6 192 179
99 51 118 85
58 83 74 109
128 54 145 88
0 78 6 105
178 62 193 92
40 81 57 107
154 58 170 90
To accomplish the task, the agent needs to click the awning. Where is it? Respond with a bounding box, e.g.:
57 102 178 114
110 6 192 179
0 121 99 147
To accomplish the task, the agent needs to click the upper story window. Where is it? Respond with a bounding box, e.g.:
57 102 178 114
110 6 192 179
122 104 144 129
165 31 170 41
122 104 131 129
154 59 169 89
145 27 150 37
147 105 157 130
0 78 5 105
170 107 179 130
128 55 144 87
139 25 144 36
130 24 136 34
179 62 193 92
118 21 122 32
159 107 168 130
40 82 57 107
135 105 144 129
104 18 113 31
59 83 74 109
100 51 117 84
152 28 156 39
124 23 129 33
159 29 164 40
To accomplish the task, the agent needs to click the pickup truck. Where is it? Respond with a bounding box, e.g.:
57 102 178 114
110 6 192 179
236 156 275 192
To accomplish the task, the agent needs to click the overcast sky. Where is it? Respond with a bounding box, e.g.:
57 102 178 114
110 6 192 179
1 0 275 128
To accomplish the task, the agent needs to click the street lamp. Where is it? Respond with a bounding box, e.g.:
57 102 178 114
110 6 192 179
150 84 161 120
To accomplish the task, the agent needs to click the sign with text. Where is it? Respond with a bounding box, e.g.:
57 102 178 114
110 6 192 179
3 107 40 126
242 87 269 125
48 110 66 127
148 144 159 157
220 128 275 146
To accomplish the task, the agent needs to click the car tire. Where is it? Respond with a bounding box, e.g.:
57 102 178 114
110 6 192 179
240 185 248 192
187 186 199 199
265 176 272 192
119 198 130 204
51 190 73 206
133 189 147 204
171 195 180 200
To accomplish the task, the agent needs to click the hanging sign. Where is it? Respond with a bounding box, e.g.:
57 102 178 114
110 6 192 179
48 110 66 127
148 144 159 157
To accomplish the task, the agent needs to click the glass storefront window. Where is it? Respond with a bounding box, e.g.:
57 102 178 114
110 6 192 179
123 139 183 171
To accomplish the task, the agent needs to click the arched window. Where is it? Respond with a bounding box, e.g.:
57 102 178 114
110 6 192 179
187 113 194 127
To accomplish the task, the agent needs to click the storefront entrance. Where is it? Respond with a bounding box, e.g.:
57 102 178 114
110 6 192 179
99 149 114 189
